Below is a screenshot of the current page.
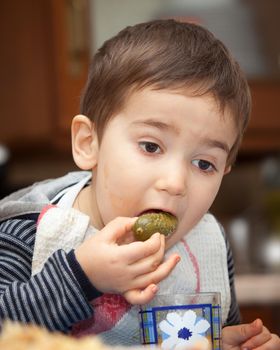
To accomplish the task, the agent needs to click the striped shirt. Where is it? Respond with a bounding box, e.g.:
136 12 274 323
0 214 102 333
0 179 240 333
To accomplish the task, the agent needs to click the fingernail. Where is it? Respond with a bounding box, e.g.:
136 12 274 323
151 285 158 294
252 318 259 327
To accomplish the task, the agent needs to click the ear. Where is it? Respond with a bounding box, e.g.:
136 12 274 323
224 165 232 175
71 114 99 170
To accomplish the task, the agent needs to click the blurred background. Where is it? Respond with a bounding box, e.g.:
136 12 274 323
0 0 279 333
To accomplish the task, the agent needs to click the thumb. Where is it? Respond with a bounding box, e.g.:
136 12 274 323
102 216 137 242
223 319 263 346
241 318 263 340
237 319 263 343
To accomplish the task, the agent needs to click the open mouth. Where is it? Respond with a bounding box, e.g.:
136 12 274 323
139 208 175 217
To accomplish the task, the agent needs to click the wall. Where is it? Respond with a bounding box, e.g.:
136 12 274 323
89 0 280 78
90 0 162 52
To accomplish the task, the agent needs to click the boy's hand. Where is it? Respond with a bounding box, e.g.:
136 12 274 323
222 318 280 350
75 217 180 302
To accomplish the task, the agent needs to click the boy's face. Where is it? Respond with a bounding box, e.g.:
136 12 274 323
88 88 237 248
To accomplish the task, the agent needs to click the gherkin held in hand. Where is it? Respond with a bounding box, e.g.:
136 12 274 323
132 212 178 241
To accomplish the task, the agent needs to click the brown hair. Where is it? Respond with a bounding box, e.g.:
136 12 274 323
80 19 251 165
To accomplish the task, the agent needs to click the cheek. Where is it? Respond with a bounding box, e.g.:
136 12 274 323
98 161 126 208
96 158 143 220
166 179 223 248
102 157 140 193
192 179 222 217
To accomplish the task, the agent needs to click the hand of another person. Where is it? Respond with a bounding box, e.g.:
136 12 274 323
74 216 180 303
222 318 280 350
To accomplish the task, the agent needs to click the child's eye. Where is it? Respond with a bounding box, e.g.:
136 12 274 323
139 141 161 154
192 159 216 173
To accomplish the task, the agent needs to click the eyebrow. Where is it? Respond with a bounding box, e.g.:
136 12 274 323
203 138 230 154
132 119 230 154
132 119 180 134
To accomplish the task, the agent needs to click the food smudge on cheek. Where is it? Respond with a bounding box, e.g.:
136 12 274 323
101 163 131 217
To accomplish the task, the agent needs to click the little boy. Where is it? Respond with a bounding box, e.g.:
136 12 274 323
0 19 279 349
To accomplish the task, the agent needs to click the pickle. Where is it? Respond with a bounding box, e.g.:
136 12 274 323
132 212 178 241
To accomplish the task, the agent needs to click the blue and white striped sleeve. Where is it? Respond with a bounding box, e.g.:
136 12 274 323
0 217 101 333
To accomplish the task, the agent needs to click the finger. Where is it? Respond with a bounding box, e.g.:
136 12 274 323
128 235 166 275
231 319 263 344
116 230 135 245
133 253 180 289
120 232 163 264
123 284 158 305
101 216 137 242
241 325 272 349
252 334 280 350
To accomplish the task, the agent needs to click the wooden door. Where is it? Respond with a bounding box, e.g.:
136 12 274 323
0 0 90 153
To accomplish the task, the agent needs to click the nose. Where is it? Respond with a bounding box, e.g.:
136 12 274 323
155 160 187 196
